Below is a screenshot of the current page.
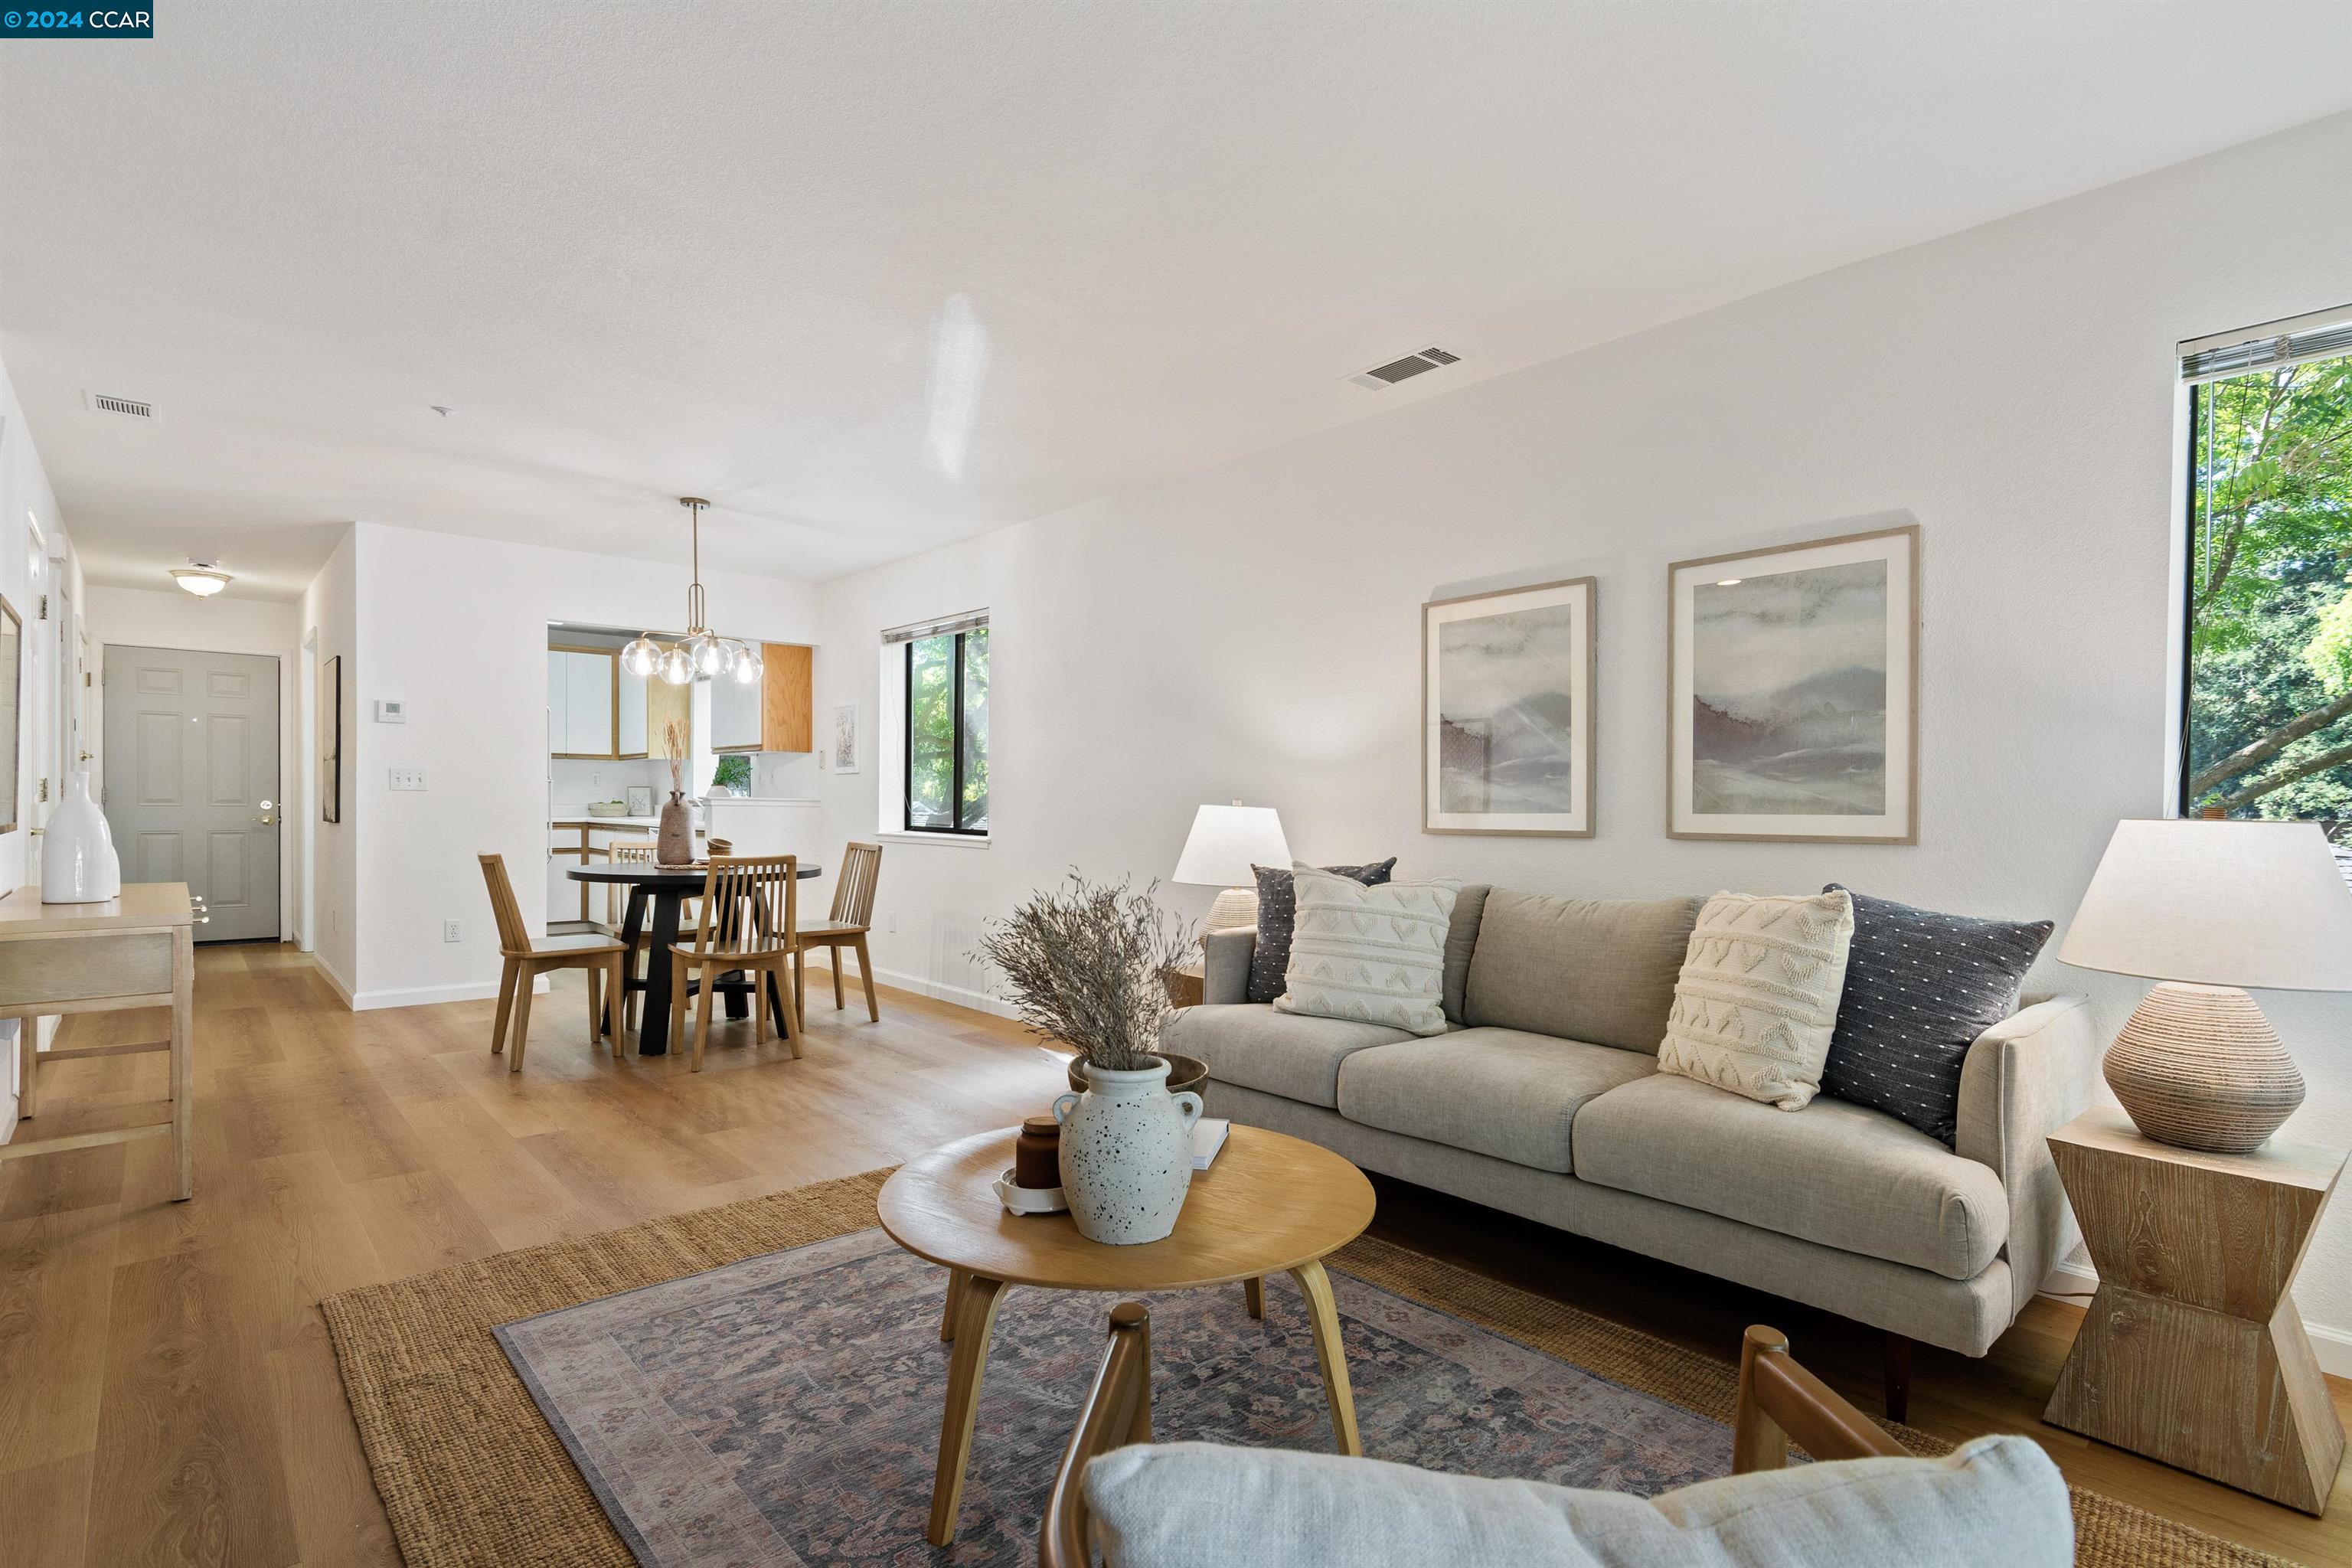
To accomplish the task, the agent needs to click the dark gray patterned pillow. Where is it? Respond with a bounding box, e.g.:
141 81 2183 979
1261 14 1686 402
1247 859 1397 1003
1820 884 2052 1145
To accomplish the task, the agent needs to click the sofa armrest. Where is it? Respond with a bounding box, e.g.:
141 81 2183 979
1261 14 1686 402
1955 995 2100 1317
1202 927 1256 1004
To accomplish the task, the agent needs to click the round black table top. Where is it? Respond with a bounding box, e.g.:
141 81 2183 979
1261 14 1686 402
567 862 822 886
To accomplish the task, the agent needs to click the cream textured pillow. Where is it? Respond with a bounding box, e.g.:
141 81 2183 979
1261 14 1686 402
1658 889 1855 1110
1274 865 1458 1037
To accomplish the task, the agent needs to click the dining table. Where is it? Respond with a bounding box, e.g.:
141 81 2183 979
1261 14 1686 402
567 860 822 1054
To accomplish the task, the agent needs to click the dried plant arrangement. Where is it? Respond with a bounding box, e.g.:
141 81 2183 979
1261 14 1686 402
975 872 1197 1073
664 719 688 795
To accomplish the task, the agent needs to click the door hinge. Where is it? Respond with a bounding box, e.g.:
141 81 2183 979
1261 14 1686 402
38 777 49 803
37 594 48 620
84 671 92 686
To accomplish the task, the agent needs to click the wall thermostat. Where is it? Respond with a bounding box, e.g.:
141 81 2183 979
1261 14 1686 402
374 699 407 724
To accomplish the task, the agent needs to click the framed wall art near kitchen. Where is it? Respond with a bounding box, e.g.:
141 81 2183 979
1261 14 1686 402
1666 524 1918 843
833 701 860 774
318 653 341 825
1423 576 1595 837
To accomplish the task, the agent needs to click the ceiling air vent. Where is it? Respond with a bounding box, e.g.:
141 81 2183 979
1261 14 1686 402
92 394 153 419
1348 347 1464 390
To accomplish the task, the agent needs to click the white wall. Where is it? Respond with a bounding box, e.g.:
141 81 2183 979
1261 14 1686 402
814 112 2352 1346
84 585 303 942
331 521 817 1008
302 528 359 1000
0 346 71 1134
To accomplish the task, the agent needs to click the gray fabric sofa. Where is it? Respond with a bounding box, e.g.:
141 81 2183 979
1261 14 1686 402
1165 885 2099 1388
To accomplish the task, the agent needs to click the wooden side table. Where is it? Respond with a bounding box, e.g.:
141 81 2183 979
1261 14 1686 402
0 883 198 1201
1164 962 1205 1008
2044 1107 2345 1514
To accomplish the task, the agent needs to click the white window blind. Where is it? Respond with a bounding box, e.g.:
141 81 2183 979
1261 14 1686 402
2180 305 2352 384
880 609 988 646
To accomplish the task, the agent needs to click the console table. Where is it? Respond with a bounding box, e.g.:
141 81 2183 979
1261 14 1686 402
2044 1107 2345 1513
0 882 197 1201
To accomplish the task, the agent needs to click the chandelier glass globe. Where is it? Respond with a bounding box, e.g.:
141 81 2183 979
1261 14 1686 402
619 636 662 678
729 643 763 684
657 645 694 685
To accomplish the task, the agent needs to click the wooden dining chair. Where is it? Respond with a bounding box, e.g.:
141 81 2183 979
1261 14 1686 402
667 854 800 1071
794 841 882 1024
477 853 628 1072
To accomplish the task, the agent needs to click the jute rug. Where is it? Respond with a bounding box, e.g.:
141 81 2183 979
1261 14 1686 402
322 1169 2304 1568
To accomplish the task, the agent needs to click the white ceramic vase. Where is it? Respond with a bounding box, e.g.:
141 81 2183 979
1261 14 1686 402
42 771 121 904
1052 1056 1204 1245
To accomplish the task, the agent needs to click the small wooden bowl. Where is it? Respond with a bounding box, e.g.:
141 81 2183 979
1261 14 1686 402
1065 1051 1208 1100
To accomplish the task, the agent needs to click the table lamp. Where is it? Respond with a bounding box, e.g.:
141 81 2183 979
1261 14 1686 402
2059 818 2352 1153
1173 803 1291 935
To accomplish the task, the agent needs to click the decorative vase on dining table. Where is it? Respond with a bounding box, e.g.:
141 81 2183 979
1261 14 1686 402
1051 1055 1204 1245
658 790 694 864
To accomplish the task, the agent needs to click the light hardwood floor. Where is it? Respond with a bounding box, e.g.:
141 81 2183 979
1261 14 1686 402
0 942 2344 1566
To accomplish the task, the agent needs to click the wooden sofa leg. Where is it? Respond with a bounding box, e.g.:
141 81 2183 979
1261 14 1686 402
1883 1331 1912 1424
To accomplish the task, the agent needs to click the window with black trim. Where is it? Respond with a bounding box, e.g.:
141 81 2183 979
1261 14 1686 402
2180 308 2352 828
903 623 989 834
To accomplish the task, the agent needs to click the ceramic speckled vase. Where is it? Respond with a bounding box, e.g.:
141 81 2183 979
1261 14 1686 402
1051 1057 1204 1245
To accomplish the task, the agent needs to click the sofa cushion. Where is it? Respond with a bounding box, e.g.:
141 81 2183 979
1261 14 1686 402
1462 890 1700 1054
1084 1436 2073 1568
1161 1004 1412 1109
1573 1071 2008 1279
1336 1028 1655 1174
1246 858 1397 1003
1439 884 1491 1024
1275 868 1457 1036
1821 884 2053 1146
1656 890 1853 1109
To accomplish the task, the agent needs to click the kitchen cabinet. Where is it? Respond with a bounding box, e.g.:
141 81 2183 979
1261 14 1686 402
550 648 617 758
616 665 648 760
709 644 814 753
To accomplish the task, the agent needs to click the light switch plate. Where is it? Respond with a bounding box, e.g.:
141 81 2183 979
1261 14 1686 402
389 767 427 791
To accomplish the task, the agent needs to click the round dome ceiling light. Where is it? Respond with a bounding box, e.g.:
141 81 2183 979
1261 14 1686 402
171 560 233 596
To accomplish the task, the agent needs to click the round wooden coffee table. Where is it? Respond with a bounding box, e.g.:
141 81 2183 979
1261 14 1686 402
877 1122 1376 1545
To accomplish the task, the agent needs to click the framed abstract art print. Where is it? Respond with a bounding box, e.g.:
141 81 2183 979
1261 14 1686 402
1666 524 1917 842
1423 576 1595 837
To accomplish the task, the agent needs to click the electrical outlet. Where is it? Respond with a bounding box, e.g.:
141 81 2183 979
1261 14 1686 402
590 770 600 789
443 920 462 943
389 767 427 791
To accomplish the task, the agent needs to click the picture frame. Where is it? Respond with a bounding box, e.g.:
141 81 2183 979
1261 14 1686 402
1666 524 1918 843
318 654 341 825
1422 576 1596 837
626 784 655 816
833 701 860 775
0 594 20 836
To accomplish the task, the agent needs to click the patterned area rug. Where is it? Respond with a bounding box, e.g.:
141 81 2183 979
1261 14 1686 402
322 1169 2307 1568
495 1230 1730 1566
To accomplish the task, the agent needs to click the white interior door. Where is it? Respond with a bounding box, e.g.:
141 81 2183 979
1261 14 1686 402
101 645 283 942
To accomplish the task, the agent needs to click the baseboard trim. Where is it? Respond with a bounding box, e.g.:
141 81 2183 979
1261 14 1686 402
311 953 357 1008
866 962 1018 1021
2038 1256 2352 1378
351 975 549 1012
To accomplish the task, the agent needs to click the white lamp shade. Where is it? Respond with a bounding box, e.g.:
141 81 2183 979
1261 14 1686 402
1172 805 1291 888
2058 818 2352 991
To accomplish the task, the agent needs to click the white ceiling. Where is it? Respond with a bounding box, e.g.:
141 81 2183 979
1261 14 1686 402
5 3 2352 601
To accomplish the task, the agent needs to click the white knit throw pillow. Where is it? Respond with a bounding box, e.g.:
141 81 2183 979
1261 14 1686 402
1274 865 1459 1037
1658 889 1855 1109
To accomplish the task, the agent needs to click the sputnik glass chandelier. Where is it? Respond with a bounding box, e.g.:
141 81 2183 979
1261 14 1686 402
622 497 764 687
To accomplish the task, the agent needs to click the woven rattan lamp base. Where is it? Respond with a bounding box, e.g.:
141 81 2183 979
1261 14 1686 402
2104 982 2305 1155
